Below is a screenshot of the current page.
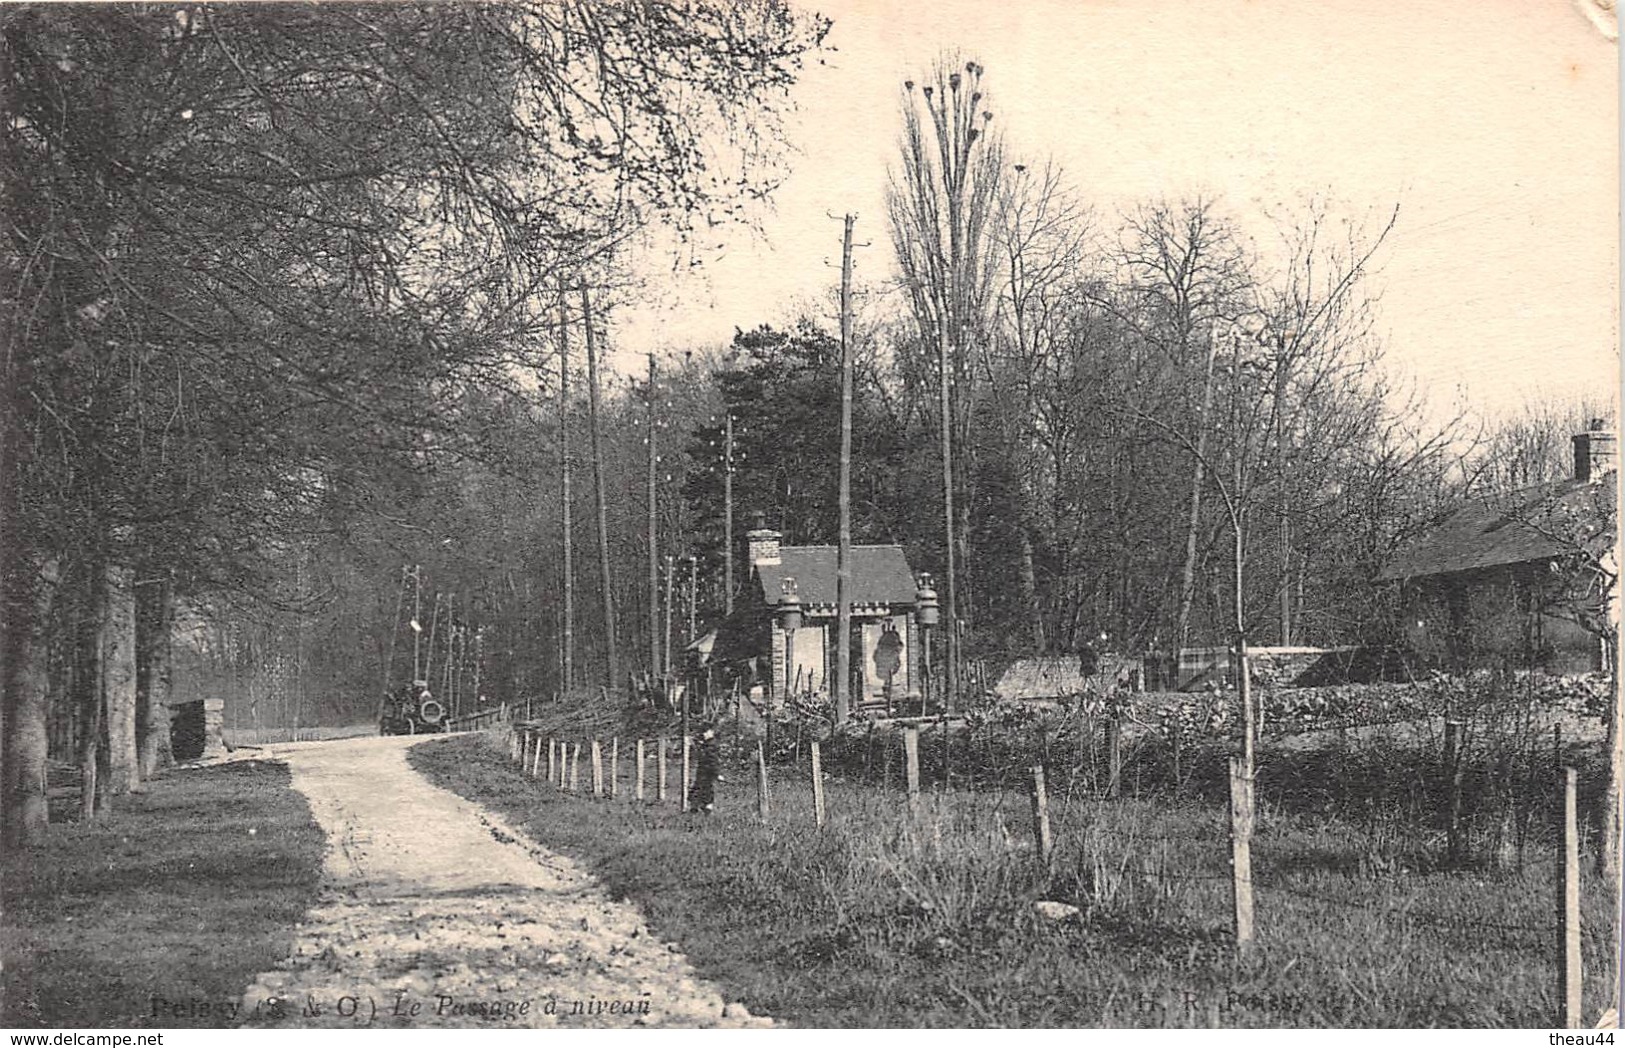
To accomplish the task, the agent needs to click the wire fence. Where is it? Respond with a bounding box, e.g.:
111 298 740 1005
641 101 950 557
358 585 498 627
500 706 1617 1028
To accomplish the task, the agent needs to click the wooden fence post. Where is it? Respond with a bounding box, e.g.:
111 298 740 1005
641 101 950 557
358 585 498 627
756 741 770 822
531 734 544 778
657 737 669 802
1030 765 1053 873
811 741 826 829
1228 756 1255 953
1105 716 1122 799
904 727 921 816
547 737 557 783
557 740 568 789
1444 718 1465 865
591 740 604 797
681 735 692 813
569 742 581 792
1560 765 1582 1028
636 739 646 801
517 730 529 771
610 738 620 799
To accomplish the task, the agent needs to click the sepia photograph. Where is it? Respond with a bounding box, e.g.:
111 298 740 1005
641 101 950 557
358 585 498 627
1 0 1620 1033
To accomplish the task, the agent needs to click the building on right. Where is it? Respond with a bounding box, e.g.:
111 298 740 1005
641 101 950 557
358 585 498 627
1378 419 1618 674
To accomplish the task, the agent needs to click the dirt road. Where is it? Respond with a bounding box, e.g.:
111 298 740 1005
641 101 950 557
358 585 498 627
238 734 768 1029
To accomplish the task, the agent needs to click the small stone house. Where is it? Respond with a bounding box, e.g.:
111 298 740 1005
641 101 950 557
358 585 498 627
1379 421 1618 673
712 521 923 709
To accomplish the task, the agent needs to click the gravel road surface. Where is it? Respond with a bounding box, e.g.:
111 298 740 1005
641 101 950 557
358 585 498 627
238 734 768 1029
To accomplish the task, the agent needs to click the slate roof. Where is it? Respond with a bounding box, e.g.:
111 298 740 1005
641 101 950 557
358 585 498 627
1378 475 1615 582
752 545 918 607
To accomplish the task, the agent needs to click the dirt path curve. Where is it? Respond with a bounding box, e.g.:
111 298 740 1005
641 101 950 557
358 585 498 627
239 734 769 1029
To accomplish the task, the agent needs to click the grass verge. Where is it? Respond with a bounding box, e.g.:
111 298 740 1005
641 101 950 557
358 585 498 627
413 730 1616 1028
1 761 324 1028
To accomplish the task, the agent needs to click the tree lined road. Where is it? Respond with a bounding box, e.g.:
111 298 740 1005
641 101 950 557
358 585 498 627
239 735 768 1029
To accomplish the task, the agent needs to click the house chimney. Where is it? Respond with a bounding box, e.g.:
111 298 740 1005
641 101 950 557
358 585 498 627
746 510 781 567
1572 418 1617 482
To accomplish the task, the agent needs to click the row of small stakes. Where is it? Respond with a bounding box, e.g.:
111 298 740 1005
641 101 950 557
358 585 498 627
507 721 1589 1026
505 723 1056 850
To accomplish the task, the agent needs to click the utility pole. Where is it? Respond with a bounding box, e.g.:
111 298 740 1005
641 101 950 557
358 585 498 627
1272 329 1294 647
723 412 735 616
686 554 698 643
425 591 441 684
663 554 676 679
411 564 422 683
293 556 305 742
937 307 959 712
468 607 477 708
443 593 457 712
558 281 575 694
835 213 856 726
581 283 621 694
647 353 659 678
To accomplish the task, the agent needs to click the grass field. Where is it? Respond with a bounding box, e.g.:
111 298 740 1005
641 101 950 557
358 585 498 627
1 761 325 1028
413 726 1619 1028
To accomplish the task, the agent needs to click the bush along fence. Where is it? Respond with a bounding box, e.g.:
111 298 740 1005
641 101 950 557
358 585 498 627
504 692 1614 1029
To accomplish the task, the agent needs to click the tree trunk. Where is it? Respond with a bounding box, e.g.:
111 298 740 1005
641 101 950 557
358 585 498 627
101 564 139 794
135 578 175 780
1234 521 1255 774
581 283 620 693
76 566 106 819
1019 522 1042 654
1274 361 1292 647
1176 335 1219 650
2 558 61 849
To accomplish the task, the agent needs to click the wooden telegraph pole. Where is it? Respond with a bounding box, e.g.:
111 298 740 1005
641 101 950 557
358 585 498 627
935 308 959 713
410 564 422 682
835 213 856 727
663 554 676 679
558 281 575 693
718 412 731 617
686 555 698 644
580 283 621 694
647 353 659 680
723 412 735 616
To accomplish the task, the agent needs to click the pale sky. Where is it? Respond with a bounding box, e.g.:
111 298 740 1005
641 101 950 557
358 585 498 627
612 0 1619 425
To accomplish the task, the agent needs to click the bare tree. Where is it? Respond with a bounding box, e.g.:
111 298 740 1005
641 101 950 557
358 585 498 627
887 55 1004 706
984 159 1093 652
1113 200 1252 651
1252 200 1398 644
